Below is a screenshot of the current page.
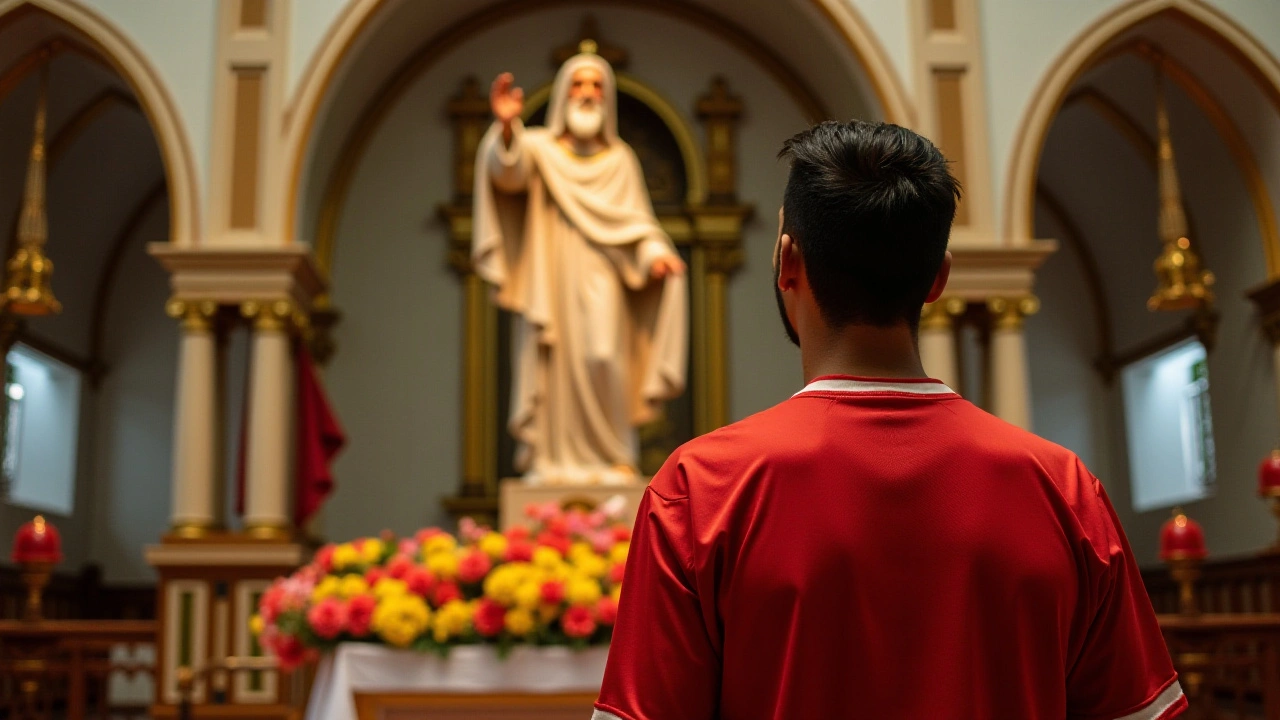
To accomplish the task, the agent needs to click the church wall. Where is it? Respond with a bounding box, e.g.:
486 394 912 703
323 4 812 541
75 0 218 203
87 202 176 583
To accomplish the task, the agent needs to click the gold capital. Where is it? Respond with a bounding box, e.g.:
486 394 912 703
986 296 1040 330
166 299 218 332
920 297 966 330
240 300 296 332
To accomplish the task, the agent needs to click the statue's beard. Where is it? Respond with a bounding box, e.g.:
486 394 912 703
566 99 605 141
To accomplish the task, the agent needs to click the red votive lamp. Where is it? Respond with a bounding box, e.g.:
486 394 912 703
12 515 61 621
1160 508 1205 616
1261 449 1280 549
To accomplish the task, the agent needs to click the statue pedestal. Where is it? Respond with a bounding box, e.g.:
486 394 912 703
498 478 648 531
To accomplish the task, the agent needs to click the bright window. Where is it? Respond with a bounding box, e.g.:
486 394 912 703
1121 338 1216 512
2 344 82 515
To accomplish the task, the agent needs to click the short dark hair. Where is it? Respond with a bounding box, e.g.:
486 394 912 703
778 120 960 328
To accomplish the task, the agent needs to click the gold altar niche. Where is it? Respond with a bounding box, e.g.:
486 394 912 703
439 32 752 525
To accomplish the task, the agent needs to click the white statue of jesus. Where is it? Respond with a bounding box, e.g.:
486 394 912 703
472 51 688 485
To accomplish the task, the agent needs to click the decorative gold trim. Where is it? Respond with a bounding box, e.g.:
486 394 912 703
986 295 1040 331
1004 1 1280 278
239 300 297 332
920 297 965 331
299 0 834 269
242 522 292 542
170 521 213 540
166 299 219 332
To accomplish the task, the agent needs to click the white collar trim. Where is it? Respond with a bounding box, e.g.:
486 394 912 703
794 378 958 397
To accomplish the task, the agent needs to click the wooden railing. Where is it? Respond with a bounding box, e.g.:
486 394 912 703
1159 613 1280 720
0 564 154 621
1144 554 1280 616
0 619 156 720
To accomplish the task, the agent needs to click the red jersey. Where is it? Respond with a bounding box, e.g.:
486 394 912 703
595 376 1184 720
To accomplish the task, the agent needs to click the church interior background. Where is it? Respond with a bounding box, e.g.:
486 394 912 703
2 0 1280 717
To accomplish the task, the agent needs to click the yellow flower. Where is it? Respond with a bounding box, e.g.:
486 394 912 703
504 608 535 637
532 546 563 570
548 561 574 582
432 599 473 643
426 551 459 580
566 576 602 606
360 539 385 564
423 534 457 557
609 542 629 566
332 543 361 570
514 581 541 610
483 566 520 605
373 578 409 600
479 532 509 560
311 575 342 602
249 614 264 636
572 553 607 579
568 542 594 561
537 603 561 624
372 594 430 647
339 574 369 599
610 585 622 602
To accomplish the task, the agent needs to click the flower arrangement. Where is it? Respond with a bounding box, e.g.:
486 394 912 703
252 502 631 670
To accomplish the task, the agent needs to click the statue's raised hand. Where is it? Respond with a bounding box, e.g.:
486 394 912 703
491 73 524 126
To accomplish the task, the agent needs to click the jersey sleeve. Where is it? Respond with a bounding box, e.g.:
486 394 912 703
1066 473 1187 720
594 477 720 720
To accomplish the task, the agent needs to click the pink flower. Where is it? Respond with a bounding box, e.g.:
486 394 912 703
397 539 419 557
587 511 607 530
459 517 490 543
432 581 462 607
347 595 376 637
364 567 385 587
565 510 588 536
590 531 613 554
458 548 492 584
473 599 506 637
562 605 596 639
386 554 415 580
525 501 560 522
405 566 435 597
504 539 534 563
596 596 619 626
540 580 565 605
313 545 336 573
306 598 348 640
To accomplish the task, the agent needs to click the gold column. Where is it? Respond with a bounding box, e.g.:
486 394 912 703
239 300 298 540
166 300 221 538
693 77 752 434
986 296 1039 429
919 297 965 389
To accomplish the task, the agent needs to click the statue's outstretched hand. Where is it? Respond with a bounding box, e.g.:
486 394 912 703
491 73 524 126
650 254 687 281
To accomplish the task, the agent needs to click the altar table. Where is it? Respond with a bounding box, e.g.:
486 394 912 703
305 643 607 720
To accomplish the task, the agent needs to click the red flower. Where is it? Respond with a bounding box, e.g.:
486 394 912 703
607 562 625 585
504 525 531 542
539 580 565 605
546 516 570 537
432 580 462 607
474 598 507 637
611 526 632 543
347 595 376 637
259 584 285 623
415 527 446 544
364 567 385 587
313 545 336 573
272 634 307 671
596 596 619 626
536 531 571 556
306 598 348 640
458 548 492 584
405 566 436 597
562 605 596 639
385 554 415 580
504 539 534 562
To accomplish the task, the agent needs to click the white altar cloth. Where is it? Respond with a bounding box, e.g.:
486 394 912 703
305 643 608 720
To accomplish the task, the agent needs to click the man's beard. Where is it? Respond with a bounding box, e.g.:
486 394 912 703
566 98 605 140
773 258 800 347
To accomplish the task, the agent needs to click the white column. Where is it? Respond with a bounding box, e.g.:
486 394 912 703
919 298 963 389
987 296 1039 430
241 301 296 540
167 300 220 537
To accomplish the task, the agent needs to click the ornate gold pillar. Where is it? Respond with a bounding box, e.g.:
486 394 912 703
1249 279 1280 418
239 300 298 540
166 300 221 538
692 77 752 434
920 297 964 389
987 296 1039 429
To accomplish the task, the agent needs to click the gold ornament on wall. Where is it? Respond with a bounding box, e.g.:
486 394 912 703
2 60 61 317
1148 54 1213 313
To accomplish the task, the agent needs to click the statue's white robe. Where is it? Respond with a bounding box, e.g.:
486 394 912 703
472 118 687 482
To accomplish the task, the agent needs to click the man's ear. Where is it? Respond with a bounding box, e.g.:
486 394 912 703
778 234 801 291
924 251 952 304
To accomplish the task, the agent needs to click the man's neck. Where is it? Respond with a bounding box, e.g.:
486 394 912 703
559 132 606 157
800 323 928 384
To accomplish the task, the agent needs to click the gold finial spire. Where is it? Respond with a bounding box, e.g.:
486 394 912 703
1148 55 1213 313
578 38 598 55
2 59 61 317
